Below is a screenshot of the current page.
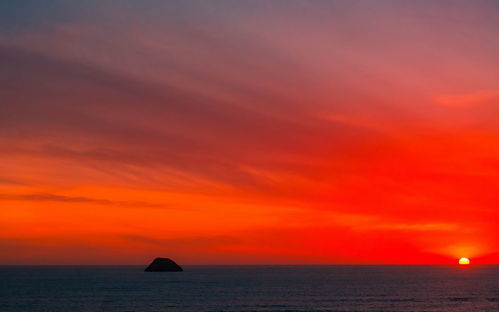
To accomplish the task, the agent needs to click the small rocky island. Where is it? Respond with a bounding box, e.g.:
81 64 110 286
144 257 183 272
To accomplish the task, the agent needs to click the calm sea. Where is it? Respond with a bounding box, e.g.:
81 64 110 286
1 265 498 311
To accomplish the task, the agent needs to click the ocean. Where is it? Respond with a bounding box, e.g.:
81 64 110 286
1 265 498 311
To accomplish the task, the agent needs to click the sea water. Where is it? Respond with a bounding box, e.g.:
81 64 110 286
1 265 498 311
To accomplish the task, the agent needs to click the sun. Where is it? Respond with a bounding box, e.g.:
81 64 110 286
458 257 470 265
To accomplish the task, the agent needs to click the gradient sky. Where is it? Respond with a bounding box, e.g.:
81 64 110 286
1 0 499 264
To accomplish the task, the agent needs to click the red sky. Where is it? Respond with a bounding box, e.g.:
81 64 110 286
1 1 499 264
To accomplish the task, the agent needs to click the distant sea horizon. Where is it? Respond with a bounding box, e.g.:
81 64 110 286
2 265 498 311
1 263 497 266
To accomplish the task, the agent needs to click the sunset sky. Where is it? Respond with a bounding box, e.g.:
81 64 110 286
1 0 499 264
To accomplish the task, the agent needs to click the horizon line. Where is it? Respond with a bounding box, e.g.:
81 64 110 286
1 263 497 266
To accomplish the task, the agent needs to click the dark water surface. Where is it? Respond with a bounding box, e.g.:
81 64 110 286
1 265 498 311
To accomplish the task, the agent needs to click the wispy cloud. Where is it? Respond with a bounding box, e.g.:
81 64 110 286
0 193 167 209
434 90 499 108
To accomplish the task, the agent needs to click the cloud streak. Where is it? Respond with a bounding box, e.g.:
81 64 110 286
0 193 168 209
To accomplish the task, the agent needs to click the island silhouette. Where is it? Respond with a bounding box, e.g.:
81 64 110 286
144 258 183 272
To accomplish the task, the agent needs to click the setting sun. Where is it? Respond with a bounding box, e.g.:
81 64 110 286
458 258 470 265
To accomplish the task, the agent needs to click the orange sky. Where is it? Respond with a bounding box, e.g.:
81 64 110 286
1 0 499 264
